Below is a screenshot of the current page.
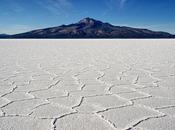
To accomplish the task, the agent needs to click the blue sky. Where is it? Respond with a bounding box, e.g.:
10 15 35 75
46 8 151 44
0 0 175 34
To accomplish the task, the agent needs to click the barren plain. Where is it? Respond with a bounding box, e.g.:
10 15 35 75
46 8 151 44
0 39 175 130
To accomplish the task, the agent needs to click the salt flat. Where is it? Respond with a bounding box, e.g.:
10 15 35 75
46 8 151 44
0 39 175 130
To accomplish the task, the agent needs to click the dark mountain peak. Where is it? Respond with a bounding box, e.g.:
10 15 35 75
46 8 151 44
78 17 102 25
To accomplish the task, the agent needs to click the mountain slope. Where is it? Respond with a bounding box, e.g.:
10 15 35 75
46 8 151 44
7 18 175 38
0 34 9 38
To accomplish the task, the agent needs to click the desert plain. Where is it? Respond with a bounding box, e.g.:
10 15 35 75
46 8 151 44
0 39 175 130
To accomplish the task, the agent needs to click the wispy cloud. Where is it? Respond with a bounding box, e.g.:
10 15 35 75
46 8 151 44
0 0 24 13
103 0 129 16
119 0 128 8
37 0 73 16
105 0 129 10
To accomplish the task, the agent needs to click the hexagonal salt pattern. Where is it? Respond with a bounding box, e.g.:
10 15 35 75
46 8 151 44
0 40 175 130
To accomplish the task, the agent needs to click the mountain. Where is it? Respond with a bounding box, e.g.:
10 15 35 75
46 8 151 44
4 18 175 38
0 34 9 38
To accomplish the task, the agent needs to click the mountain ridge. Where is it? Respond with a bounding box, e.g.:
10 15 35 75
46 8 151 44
1 18 175 38
0 34 9 38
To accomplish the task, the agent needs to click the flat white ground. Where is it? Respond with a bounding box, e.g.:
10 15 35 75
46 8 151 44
0 39 175 130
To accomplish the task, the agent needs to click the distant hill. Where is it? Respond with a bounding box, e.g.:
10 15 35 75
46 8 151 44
0 34 9 38
2 18 175 38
